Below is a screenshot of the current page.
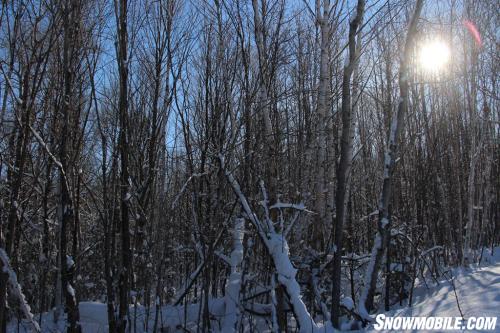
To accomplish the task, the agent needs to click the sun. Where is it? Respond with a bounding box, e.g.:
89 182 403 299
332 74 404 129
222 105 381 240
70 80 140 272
418 40 450 72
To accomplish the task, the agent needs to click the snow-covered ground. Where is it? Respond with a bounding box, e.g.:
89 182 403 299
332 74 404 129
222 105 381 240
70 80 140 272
8 250 500 332
392 264 500 321
8 298 227 333
366 249 500 332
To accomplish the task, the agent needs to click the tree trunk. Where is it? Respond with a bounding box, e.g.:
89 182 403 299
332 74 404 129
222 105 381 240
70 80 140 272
58 2 81 331
359 0 424 318
331 0 365 327
116 0 132 331
0 68 32 332
313 0 332 253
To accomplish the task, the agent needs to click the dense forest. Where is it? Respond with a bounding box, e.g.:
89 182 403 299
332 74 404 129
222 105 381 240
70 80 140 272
0 0 498 332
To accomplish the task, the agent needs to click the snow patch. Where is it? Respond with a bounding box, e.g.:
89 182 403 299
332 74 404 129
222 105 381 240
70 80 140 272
341 296 354 310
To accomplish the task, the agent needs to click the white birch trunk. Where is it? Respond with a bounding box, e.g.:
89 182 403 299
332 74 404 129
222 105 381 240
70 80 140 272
313 0 331 251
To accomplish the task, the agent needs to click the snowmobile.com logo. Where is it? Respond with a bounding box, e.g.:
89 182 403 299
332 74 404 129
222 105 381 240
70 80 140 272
374 314 497 331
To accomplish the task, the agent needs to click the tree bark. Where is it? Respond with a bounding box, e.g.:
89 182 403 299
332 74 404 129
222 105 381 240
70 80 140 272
331 0 365 327
58 2 82 331
116 0 132 331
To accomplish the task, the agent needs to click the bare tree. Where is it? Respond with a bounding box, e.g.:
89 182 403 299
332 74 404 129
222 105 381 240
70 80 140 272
359 0 425 318
331 0 365 327
0 0 497 331
115 0 132 331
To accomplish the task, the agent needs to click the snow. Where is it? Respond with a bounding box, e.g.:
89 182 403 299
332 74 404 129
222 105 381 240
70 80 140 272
341 297 354 311
266 234 324 332
84 282 95 289
220 154 331 332
389 263 403 272
172 259 204 305
358 232 383 320
420 245 443 257
359 210 379 221
222 218 245 332
8 249 500 332
10 300 227 333
0 248 40 332
67 284 75 297
28 124 64 173
270 202 306 210
366 254 500 332
171 172 207 209
66 255 75 268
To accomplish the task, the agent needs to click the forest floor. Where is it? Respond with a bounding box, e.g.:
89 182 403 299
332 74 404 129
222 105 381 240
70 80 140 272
8 249 500 332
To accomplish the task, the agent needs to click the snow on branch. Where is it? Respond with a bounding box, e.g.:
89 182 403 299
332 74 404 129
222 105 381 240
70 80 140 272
219 154 264 237
0 63 23 105
171 172 208 209
173 260 205 306
214 250 231 266
0 248 40 332
219 154 332 333
1 63 70 193
421 246 444 257
270 202 309 211
26 123 73 194
311 267 331 323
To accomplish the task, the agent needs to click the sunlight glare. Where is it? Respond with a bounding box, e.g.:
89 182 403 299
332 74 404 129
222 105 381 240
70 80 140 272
419 40 450 72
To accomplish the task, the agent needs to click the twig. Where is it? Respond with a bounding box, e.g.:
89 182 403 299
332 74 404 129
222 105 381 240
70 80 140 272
443 270 465 319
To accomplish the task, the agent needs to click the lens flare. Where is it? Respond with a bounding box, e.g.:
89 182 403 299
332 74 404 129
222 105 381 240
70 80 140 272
463 20 482 47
